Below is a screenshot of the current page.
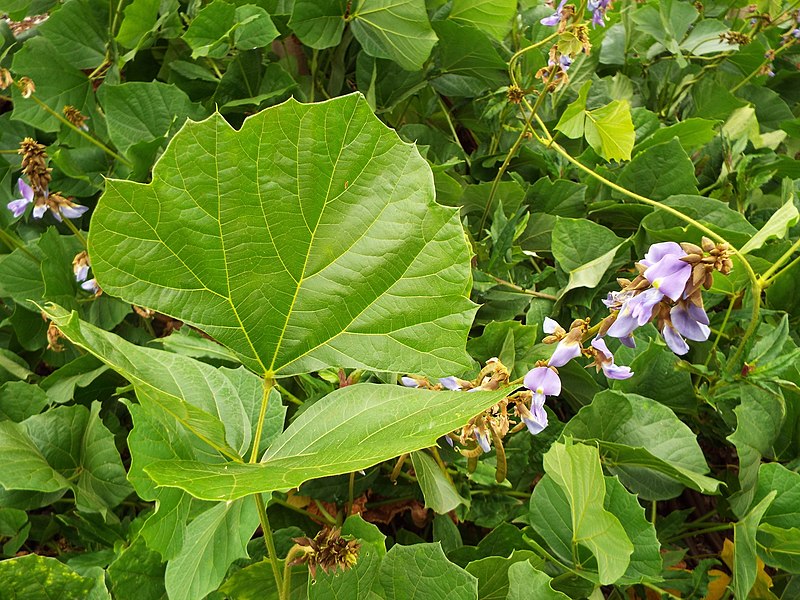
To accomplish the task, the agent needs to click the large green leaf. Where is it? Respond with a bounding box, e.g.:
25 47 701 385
448 0 516 41
604 476 662 583
430 21 507 98
584 100 635 162
289 0 348 49
0 403 131 516
752 463 800 530
98 82 206 154
551 217 626 298
540 441 633 584
378 543 477 600
164 499 259 600
726 384 784 517
739 197 800 255
144 384 510 500
411 450 467 514
37 0 109 69
562 390 719 500
617 138 699 200
88 94 475 378
349 0 438 71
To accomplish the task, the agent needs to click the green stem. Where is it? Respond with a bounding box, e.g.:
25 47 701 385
276 382 304 406
255 493 284 599
271 497 336 526
28 95 133 167
758 236 800 287
730 38 797 93
345 471 355 517
282 545 305 600
250 377 275 464
762 252 800 288
487 274 558 301
437 95 471 168
705 294 736 367
663 523 732 544
61 217 88 248
643 582 683 600
313 499 338 525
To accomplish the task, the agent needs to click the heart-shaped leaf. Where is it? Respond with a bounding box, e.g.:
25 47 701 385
88 94 475 378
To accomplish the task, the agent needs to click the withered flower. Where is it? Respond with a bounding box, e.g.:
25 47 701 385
290 528 360 579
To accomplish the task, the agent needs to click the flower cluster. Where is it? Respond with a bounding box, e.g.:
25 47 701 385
601 240 731 355
6 137 89 221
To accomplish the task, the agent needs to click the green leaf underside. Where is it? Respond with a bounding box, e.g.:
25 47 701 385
144 384 510 500
88 93 475 378
45 306 266 459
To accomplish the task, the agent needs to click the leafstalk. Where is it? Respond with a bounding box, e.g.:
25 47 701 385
250 377 284 598
61 218 88 248
255 492 284 598
758 236 800 287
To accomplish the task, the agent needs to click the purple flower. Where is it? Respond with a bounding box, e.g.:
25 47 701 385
548 336 581 367
74 264 89 283
660 302 710 355
439 376 462 391
590 337 633 380
474 429 491 453
544 317 581 367
81 279 100 294
642 242 691 302
401 376 419 388
662 322 689 355
540 0 567 26
7 179 34 217
58 203 89 221
558 55 572 71
32 201 48 219
518 397 548 435
543 317 562 334
671 302 710 342
606 287 663 339
588 0 610 27
524 366 561 400
793 28 800 39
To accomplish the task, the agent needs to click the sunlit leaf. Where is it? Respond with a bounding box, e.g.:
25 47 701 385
88 94 475 378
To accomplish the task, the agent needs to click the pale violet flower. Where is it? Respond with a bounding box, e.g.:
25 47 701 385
81 279 100 294
541 0 567 26
439 376 462 391
521 366 560 436
474 430 491 453
7 179 34 218
661 302 710 355
641 242 691 301
401 377 420 388
590 338 633 380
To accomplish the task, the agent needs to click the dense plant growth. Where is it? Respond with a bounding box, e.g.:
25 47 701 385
0 0 799 598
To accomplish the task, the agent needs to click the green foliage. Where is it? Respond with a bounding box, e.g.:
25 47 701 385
1 0 799 597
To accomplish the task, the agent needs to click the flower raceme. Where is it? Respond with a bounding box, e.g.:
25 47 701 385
602 240 730 355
